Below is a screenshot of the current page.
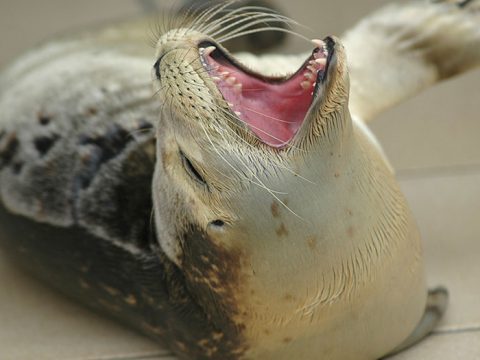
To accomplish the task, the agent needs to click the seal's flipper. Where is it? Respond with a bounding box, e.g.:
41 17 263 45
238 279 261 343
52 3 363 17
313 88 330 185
343 0 480 122
385 287 449 358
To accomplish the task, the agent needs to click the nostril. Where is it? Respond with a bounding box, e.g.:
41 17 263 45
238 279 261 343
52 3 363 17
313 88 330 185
154 58 161 80
210 220 225 227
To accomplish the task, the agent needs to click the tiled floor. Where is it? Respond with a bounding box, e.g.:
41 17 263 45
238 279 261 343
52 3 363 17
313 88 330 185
0 0 479 359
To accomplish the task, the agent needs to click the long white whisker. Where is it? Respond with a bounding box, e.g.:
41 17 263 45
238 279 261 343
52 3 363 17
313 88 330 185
189 1 240 33
219 27 310 43
208 14 297 40
198 122 287 195
209 103 317 185
239 105 297 124
200 7 295 34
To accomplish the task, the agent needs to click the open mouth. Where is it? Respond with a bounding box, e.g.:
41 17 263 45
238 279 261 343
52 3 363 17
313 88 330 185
199 38 335 148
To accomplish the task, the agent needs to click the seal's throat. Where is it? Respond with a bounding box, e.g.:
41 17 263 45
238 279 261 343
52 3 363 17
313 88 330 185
200 39 332 148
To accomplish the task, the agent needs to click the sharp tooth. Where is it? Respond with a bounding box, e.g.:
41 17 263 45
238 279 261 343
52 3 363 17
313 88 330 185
226 77 236 85
227 102 234 107
315 58 327 66
211 76 221 82
304 72 313 80
199 47 205 53
203 46 216 56
311 39 325 49
234 83 242 93
235 111 242 116
301 81 311 90
220 71 230 76
307 65 316 72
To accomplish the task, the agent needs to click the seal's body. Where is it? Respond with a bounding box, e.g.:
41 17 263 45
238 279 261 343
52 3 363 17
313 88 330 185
0 1 478 359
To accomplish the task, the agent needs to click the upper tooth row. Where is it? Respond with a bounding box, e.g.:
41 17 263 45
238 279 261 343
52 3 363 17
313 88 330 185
217 70 242 93
311 38 329 57
199 45 216 56
199 46 242 93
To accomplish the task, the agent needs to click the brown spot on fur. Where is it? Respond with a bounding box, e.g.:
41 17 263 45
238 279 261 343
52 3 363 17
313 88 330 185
98 299 121 313
212 332 224 341
175 341 188 352
141 293 156 306
276 223 289 237
306 236 317 251
271 201 280 218
0 133 18 167
347 226 355 238
346 209 353 216
283 337 293 344
86 107 98 116
124 294 137 306
102 284 120 297
181 226 249 357
198 338 210 347
141 322 165 337
284 293 295 302
334 172 340 178
37 113 51 126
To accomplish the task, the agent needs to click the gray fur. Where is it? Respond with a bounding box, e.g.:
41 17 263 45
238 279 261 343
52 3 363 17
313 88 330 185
0 40 158 247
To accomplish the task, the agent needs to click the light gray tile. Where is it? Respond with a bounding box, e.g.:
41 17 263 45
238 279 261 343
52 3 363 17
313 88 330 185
371 72 480 172
0 0 140 67
399 172 480 331
388 331 480 360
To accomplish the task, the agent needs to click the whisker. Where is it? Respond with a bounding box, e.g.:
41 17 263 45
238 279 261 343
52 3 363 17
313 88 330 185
198 5 288 32
209 103 316 185
239 105 297 124
198 121 286 194
189 1 239 33
211 99 305 152
201 8 293 34
219 27 310 44
208 13 298 39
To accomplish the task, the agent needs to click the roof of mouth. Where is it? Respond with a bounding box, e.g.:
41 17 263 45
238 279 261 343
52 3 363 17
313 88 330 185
200 40 330 148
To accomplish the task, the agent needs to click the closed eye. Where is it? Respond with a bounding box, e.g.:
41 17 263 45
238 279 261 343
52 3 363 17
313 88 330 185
180 150 207 186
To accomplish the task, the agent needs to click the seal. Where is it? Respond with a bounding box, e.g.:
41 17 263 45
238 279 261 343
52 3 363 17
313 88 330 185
0 0 478 359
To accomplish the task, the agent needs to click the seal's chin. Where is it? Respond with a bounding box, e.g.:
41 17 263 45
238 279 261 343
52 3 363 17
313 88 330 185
200 38 335 148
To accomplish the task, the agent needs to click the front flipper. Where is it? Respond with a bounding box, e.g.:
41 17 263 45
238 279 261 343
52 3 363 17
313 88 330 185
344 0 480 122
385 287 449 358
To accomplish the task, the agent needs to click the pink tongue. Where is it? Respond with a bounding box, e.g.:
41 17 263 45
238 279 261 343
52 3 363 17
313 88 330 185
204 57 321 148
